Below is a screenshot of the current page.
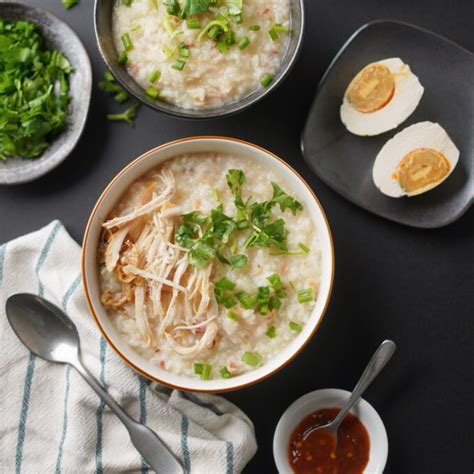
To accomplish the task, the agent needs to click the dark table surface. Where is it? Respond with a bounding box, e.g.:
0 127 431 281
1 1 473 473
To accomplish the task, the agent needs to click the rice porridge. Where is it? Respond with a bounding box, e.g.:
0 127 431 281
98 153 320 380
112 0 290 109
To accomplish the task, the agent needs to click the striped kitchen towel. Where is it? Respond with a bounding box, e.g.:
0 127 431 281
0 221 257 473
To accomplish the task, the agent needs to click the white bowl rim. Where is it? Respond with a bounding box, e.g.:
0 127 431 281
273 388 389 474
82 136 335 392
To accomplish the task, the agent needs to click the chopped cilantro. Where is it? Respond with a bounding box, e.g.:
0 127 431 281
0 20 73 160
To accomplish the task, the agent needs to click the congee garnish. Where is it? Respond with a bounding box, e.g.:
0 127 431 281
0 19 73 160
112 0 290 109
98 153 320 379
99 70 141 125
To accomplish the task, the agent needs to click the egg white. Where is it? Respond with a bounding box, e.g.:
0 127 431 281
372 121 460 198
340 58 424 136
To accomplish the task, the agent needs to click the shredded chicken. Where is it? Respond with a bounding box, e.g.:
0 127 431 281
99 168 220 359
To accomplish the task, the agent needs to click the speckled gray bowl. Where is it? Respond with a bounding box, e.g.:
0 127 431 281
0 2 92 185
95 0 305 119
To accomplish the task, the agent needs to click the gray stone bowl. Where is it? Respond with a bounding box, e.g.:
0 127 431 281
0 1 92 185
95 0 305 119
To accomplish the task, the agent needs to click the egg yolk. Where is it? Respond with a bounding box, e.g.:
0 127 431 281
393 148 451 193
346 64 395 113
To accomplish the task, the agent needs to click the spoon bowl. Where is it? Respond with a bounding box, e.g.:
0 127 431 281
6 293 79 365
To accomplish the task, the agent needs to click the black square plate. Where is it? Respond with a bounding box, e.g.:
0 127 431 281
301 20 473 228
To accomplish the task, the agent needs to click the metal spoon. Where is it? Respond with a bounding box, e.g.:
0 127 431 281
6 293 184 474
303 339 396 447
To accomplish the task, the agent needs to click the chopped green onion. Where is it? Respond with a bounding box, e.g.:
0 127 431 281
259 304 269 315
114 91 128 103
249 25 260 31
298 242 310 253
237 36 250 49
194 363 203 374
172 60 186 71
201 364 212 380
275 289 287 299
104 70 114 82
162 44 175 58
226 30 236 45
106 102 140 126
220 367 232 379
213 188 220 202
62 0 78 9
148 70 161 84
131 24 141 32
267 273 283 290
121 33 133 51
236 291 256 309
260 74 273 87
217 40 230 53
297 288 313 304
208 25 222 40
222 296 237 308
269 297 281 310
187 19 201 29
227 310 239 321
234 13 243 24
273 23 289 33
289 321 302 332
198 20 229 42
241 351 262 367
194 363 212 380
179 43 190 57
215 277 236 290
145 86 160 99
118 51 128 65
289 281 296 290
266 325 276 338
268 28 278 41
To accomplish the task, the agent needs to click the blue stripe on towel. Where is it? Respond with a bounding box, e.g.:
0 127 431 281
181 415 191 472
226 441 234 474
36 221 62 297
95 337 107 474
139 378 149 473
181 391 224 416
15 222 62 473
55 274 82 473
55 366 71 474
15 353 36 474
0 242 7 287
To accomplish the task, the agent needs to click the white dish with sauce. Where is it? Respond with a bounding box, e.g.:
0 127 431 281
273 388 388 473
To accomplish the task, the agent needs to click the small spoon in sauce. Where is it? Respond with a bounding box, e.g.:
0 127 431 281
303 340 396 447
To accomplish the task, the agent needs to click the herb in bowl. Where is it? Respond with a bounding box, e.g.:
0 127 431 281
0 19 73 161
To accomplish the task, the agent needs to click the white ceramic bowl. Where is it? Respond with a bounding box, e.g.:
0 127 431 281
82 137 334 392
273 388 388 473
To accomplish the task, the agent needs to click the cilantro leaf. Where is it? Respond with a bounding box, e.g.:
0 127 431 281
270 182 303 215
164 0 180 15
189 241 215 268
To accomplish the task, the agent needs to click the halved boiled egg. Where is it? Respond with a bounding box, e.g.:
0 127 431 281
373 121 459 197
340 58 424 136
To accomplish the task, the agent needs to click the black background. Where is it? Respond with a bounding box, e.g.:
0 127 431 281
1 1 473 473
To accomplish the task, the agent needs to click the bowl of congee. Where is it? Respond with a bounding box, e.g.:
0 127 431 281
94 0 304 118
82 137 334 391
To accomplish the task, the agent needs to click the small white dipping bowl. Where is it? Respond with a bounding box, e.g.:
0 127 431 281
273 389 388 473
82 137 334 392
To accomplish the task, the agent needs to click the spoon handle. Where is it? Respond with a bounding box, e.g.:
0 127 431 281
73 357 184 474
332 340 396 428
